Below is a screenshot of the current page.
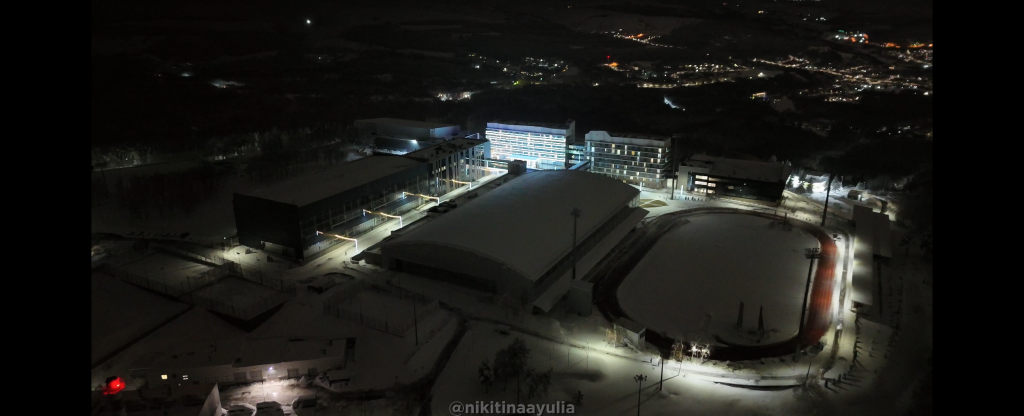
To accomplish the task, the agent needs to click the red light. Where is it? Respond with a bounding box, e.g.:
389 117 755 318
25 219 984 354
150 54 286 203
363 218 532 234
103 377 126 395
606 55 610 59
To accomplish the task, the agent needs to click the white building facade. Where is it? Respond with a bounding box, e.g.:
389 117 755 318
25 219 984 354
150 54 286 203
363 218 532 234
485 120 576 170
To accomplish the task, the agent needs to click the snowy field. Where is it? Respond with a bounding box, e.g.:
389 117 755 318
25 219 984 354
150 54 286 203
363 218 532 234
431 322 814 416
334 289 426 327
115 252 212 288
618 213 818 345
91 273 190 364
190 277 284 307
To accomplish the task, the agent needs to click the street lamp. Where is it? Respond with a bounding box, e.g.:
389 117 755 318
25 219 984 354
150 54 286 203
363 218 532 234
633 374 647 416
800 247 823 341
570 208 582 281
316 231 358 252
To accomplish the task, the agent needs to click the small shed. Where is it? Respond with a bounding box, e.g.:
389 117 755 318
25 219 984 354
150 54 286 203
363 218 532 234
614 317 646 348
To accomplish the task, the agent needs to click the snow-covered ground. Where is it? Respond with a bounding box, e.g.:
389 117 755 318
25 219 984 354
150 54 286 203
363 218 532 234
114 252 212 288
618 214 819 344
92 172 930 416
190 276 285 307
431 322 815 416
91 273 190 365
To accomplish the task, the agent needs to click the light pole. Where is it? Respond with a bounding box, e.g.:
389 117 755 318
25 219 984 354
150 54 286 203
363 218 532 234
570 208 582 281
658 352 665 391
633 374 647 416
412 293 419 346
800 247 823 341
820 174 834 226
584 341 590 371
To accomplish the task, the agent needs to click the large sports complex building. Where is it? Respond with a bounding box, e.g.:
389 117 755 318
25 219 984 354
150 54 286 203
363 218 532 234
380 170 648 312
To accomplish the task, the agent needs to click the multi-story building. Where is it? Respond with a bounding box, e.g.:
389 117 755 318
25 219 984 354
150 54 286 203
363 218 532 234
677 154 793 205
354 118 461 154
404 137 492 195
485 120 576 170
585 131 673 189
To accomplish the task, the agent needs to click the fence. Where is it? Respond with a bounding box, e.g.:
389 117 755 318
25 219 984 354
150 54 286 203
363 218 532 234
155 243 226 265
237 266 297 295
102 260 298 321
189 262 240 290
321 279 438 337
103 266 189 298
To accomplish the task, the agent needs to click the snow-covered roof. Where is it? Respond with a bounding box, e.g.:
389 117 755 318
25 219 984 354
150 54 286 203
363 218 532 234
355 118 459 130
851 205 877 306
235 338 346 368
241 156 425 207
384 170 639 282
614 317 646 334
487 120 573 134
585 131 671 147
684 155 792 183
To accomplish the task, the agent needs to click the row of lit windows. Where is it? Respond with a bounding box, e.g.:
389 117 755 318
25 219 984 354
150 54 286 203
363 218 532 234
590 146 665 155
603 143 665 153
593 156 664 164
591 144 665 154
593 165 663 174
593 168 662 179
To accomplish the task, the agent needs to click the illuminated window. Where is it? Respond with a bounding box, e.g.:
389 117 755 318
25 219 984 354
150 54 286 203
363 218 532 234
161 375 168 380
695 175 708 180
695 181 707 185
183 375 189 380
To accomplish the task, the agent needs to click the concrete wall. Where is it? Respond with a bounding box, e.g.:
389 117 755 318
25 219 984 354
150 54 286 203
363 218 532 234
148 356 346 387
198 384 222 416
382 242 531 297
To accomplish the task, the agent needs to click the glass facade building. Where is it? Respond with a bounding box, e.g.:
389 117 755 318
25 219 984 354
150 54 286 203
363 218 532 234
485 120 576 170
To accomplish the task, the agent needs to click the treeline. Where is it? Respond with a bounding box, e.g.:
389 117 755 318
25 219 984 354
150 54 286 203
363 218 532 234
240 124 369 184
108 164 228 220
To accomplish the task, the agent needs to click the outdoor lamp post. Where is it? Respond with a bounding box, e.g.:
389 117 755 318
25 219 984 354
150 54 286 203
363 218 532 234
800 247 823 340
570 208 582 281
633 374 647 416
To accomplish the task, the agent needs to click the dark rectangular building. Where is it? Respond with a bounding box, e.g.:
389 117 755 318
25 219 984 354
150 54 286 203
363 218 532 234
677 155 793 205
233 155 430 260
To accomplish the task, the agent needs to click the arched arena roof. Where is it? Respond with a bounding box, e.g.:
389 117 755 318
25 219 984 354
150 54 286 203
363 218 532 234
384 170 640 282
